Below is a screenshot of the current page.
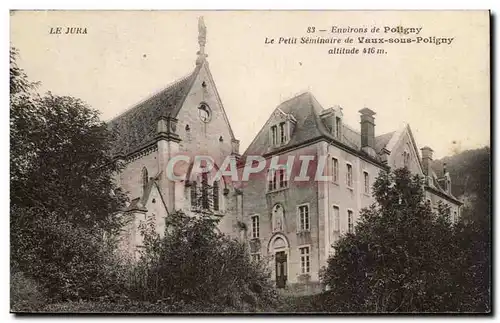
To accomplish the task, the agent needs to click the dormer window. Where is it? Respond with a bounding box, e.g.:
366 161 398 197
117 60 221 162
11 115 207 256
270 121 290 147
279 122 286 143
335 117 342 138
271 125 278 146
320 106 343 139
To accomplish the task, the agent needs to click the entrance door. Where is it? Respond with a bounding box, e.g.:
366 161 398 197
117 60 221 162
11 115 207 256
275 251 287 288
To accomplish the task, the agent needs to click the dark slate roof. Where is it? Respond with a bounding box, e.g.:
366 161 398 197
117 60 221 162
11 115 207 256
375 131 395 153
342 124 361 150
108 67 199 156
125 172 169 212
427 170 461 203
243 92 390 161
125 197 148 212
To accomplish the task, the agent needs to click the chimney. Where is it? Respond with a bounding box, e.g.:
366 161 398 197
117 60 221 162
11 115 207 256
359 107 376 157
420 146 433 177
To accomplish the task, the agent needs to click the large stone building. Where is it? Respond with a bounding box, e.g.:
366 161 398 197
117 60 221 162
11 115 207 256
239 92 462 293
108 18 462 291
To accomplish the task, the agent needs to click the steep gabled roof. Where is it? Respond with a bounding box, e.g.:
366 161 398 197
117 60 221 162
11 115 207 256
242 92 389 164
375 131 395 153
426 170 462 204
108 65 201 157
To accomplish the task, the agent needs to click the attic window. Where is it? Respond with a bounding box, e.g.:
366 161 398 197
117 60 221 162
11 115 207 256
335 117 341 138
202 81 207 88
271 121 289 147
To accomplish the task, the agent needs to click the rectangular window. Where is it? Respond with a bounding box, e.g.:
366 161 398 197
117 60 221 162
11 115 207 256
279 122 287 144
332 157 339 183
364 171 369 194
271 125 278 146
268 169 278 191
335 117 341 138
403 151 410 167
251 216 260 239
347 210 354 233
213 181 219 211
251 253 261 262
201 172 209 209
299 246 310 274
333 205 340 232
298 204 310 231
346 163 353 188
278 168 288 188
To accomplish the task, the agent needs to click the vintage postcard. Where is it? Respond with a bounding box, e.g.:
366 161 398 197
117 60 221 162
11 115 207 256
10 10 491 314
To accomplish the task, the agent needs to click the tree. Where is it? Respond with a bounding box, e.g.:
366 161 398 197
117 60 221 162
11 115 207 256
11 89 128 232
10 48 128 304
320 168 459 312
433 147 491 312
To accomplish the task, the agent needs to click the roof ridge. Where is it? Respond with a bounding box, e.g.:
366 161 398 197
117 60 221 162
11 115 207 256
107 69 196 123
376 130 395 138
277 91 311 108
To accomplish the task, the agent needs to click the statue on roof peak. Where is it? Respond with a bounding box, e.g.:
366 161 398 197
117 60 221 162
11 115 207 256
196 16 208 65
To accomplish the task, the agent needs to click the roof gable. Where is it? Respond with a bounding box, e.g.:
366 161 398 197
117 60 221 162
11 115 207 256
125 172 169 213
200 62 237 141
242 92 325 157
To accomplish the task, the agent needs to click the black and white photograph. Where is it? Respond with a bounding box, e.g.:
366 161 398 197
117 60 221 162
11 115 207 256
9 10 491 314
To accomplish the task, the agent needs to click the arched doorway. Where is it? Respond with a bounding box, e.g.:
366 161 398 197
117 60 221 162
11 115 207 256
268 234 289 288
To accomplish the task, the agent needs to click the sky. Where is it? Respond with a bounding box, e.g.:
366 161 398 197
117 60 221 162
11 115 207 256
10 10 490 159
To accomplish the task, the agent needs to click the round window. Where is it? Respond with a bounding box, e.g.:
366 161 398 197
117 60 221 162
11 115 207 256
198 103 211 123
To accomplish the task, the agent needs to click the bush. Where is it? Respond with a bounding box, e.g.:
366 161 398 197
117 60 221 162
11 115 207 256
126 211 281 312
10 271 47 312
41 299 237 313
11 206 129 303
